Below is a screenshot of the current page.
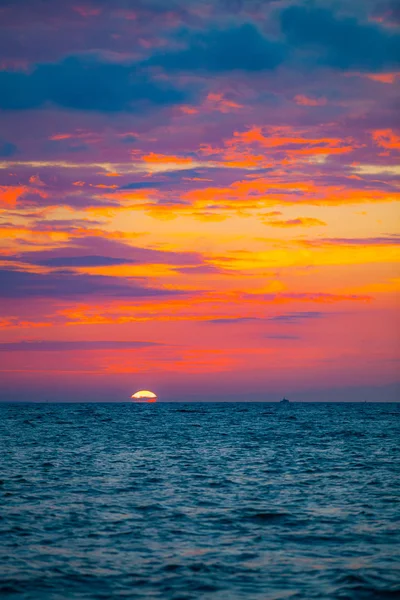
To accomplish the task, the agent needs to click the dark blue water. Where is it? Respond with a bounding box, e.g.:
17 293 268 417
1 402 399 600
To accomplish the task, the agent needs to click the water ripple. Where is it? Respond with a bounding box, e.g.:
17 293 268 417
0 402 399 599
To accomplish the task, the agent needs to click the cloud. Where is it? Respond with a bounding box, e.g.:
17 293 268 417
0 340 160 351
267 218 327 227
208 317 261 324
264 334 300 340
281 6 400 72
148 24 286 72
0 55 186 111
301 235 400 247
120 135 138 144
0 185 27 207
32 218 104 232
175 264 224 274
269 311 324 322
120 181 165 190
294 95 327 106
33 255 133 267
44 139 89 154
199 310 332 324
372 129 400 150
0 268 185 299
371 0 400 26
246 292 371 304
119 168 234 190
0 140 18 157
13 235 206 267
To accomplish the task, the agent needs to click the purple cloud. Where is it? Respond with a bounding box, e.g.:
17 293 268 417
269 311 324 322
13 235 207 268
0 268 187 299
0 340 161 351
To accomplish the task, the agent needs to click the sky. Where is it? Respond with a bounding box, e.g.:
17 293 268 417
0 0 399 402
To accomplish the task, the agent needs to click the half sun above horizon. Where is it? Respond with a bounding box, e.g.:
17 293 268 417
131 390 158 403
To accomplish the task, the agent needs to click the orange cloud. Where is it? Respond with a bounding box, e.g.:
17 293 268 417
28 175 46 187
179 174 398 213
91 183 119 189
0 319 52 329
294 95 327 106
180 105 199 115
206 93 244 113
57 289 373 329
49 130 101 143
232 126 346 150
141 152 194 164
49 133 72 141
0 186 27 207
49 133 73 140
365 73 397 84
198 125 355 170
200 144 267 168
372 129 400 150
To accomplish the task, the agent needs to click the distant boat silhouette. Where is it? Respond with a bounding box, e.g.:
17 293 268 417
280 397 290 404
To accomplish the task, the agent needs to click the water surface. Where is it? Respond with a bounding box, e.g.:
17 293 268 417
1 402 399 599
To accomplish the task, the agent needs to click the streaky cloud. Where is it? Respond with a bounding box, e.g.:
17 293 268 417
269 311 324 322
0 268 187 299
13 235 206 267
0 340 161 351
207 317 261 324
301 235 400 247
34 255 134 268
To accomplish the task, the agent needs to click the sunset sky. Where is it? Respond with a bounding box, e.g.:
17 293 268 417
0 0 399 401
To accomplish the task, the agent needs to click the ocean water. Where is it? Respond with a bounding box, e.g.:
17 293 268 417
1 402 399 600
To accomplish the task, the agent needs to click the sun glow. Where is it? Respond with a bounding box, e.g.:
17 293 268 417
131 390 157 402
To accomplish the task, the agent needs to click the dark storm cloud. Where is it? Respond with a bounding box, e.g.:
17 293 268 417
281 6 400 72
0 268 185 299
147 24 286 72
0 340 160 352
0 56 186 111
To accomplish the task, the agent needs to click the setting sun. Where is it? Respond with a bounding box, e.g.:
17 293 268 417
131 390 157 402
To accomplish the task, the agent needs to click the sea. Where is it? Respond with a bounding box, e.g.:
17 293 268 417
0 402 399 600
